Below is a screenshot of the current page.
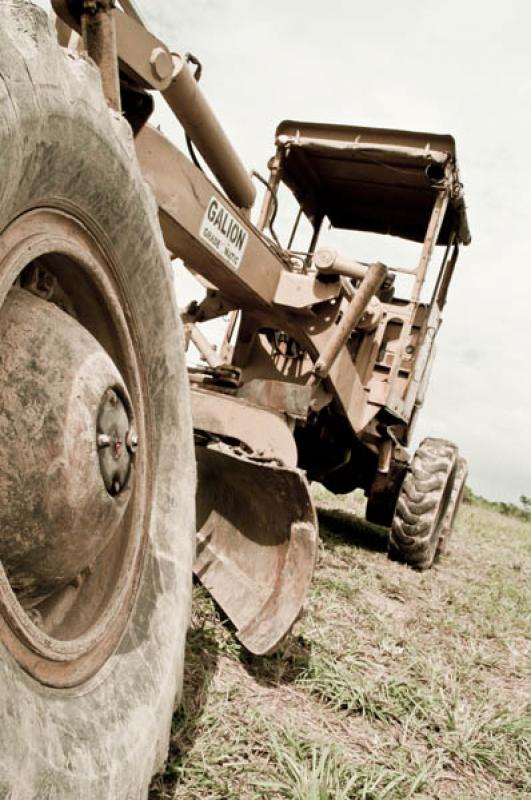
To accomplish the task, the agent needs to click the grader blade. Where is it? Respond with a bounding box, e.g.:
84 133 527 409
194 441 318 655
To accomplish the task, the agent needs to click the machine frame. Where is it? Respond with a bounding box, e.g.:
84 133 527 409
52 0 471 652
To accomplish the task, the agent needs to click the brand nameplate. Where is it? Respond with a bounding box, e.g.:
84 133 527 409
199 196 249 270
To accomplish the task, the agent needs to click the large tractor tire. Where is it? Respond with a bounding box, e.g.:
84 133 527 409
0 4 195 798
389 438 458 570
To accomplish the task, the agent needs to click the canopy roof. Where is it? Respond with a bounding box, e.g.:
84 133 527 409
276 120 470 246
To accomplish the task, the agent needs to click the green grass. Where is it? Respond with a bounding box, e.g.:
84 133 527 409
149 488 531 799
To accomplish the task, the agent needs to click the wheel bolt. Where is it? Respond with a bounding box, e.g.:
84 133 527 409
97 433 111 448
126 430 138 453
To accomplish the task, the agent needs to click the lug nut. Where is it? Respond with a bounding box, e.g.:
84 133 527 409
126 430 138 453
97 433 111 448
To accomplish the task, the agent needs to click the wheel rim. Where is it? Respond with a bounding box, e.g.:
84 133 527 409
0 207 151 687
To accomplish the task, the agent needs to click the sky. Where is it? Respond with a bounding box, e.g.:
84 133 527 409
37 1 531 502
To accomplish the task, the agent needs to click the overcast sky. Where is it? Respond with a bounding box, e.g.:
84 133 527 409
38 1 530 502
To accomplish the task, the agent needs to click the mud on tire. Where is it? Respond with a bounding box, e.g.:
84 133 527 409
0 4 195 798
389 438 458 570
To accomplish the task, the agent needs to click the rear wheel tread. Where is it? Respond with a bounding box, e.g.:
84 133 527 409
389 437 458 569
435 457 468 560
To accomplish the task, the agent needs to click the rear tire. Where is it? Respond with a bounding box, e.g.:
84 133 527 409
435 457 468 559
389 438 458 570
0 4 195 798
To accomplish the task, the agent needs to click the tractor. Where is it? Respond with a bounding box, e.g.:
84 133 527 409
0 2 469 797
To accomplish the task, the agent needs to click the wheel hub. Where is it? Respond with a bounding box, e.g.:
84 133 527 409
0 288 135 605
97 388 137 496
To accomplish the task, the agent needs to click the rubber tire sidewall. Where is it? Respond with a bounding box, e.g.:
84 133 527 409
0 4 195 798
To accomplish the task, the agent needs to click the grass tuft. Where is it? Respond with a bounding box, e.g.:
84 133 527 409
150 489 531 799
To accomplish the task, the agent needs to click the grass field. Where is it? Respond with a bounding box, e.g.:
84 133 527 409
149 488 531 800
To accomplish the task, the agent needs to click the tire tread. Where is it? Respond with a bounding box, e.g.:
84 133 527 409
389 437 458 569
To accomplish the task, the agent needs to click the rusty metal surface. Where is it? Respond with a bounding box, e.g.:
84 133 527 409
134 125 276 310
0 204 152 689
163 55 256 210
54 1 255 209
0 288 131 604
139 124 425 433
53 1 174 91
134 125 386 436
238 379 313 420
80 1 121 111
133 94 469 448
275 119 470 245
53 0 471 453
48 0 471 656
194 441 317 655
191 387 298 467
273 269 341 310
114 10 173 90
314 261 388 379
